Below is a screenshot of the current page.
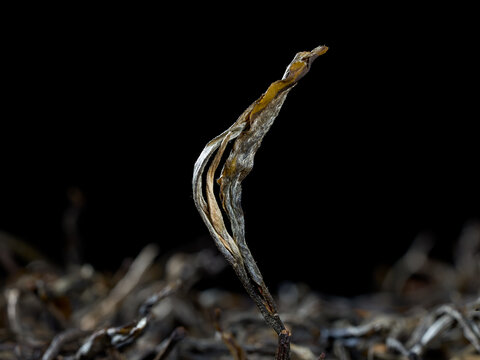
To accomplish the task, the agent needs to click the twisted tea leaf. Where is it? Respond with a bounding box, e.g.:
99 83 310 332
193 45 328 353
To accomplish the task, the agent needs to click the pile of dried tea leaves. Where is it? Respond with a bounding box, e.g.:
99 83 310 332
1 46 479 360
1 223 479 360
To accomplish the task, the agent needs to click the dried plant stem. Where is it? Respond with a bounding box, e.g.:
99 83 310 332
193 45 328 359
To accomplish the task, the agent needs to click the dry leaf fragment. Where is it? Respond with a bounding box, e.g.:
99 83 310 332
193 45 328 359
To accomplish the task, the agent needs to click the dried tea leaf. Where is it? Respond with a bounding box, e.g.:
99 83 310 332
193 45 328 358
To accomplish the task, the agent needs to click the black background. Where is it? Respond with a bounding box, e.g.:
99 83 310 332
1 5 478 296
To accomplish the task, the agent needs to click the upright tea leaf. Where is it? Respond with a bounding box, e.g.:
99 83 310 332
193 45 328 359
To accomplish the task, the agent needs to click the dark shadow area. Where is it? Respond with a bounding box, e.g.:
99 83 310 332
1 12 479 297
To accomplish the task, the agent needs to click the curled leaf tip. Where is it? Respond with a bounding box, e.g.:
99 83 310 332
313 45 329 55
282 45 328 83
311 45 328 62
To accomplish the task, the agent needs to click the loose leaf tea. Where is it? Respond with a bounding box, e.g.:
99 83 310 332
192 45 328 359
